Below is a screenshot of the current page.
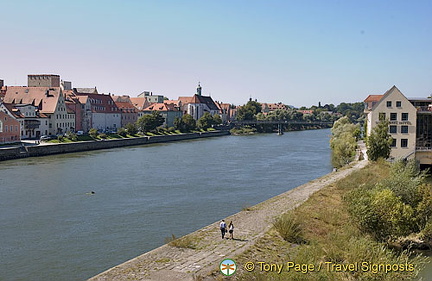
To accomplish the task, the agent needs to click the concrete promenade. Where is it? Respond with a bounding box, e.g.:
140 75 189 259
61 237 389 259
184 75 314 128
89 143 368 281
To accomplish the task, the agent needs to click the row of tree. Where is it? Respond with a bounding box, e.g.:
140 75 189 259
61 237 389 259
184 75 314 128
236 100 364 123
112 111 222 136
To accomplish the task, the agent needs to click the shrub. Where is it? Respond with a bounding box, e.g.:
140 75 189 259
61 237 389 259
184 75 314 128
117 128 127 137
273 213 303 244
99 133 107 139
65 132 78 141
345 160 432 242
89 128 98 138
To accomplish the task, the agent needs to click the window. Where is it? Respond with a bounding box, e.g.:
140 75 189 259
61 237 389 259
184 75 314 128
389 126 397 133
401 126 408 133
402 113 408 121
391 138 397 147
379 112 386 121
390 113 397 121
387 101 392 107
396 101 402 107
401 139 408 147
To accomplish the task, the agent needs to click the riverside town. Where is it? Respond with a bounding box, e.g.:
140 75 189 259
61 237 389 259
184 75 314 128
1 74 432 281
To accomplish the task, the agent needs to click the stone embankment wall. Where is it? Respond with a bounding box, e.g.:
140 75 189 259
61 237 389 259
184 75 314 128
0 131 229 162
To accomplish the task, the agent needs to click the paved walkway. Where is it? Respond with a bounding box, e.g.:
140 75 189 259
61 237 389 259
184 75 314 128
90 142 368 281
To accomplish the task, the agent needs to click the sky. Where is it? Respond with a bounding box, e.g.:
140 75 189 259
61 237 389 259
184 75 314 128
1 0 431 107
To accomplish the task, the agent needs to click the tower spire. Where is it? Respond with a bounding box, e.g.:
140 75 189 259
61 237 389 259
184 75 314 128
197 82 202 96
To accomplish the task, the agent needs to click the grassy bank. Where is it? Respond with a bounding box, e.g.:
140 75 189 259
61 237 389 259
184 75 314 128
235 161 428 280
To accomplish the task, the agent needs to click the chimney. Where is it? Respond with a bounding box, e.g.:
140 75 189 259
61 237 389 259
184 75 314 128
0 79 4 88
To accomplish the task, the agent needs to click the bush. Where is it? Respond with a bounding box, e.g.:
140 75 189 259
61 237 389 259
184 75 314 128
65 132 78 141
117 128 127 137
89 128 98 139
345 160 432 242
273 213 303 244
125 123 138 135
99 133 107 139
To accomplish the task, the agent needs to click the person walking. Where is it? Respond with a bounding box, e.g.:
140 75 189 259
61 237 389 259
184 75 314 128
228 221 234 240
220 220 227 239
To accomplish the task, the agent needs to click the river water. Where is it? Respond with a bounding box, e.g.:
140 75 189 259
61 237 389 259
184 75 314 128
0 129 429 280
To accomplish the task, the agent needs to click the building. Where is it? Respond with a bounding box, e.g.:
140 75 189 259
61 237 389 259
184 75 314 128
178 83 220 120
3 86 75 136
28 74 60 87
112 95 138 127
215 102 235 123
0 104 20 143
138 91 164 103
261 102 288 113
0 103 50 139
142 103 182 127
72 88 121 132
364 86 420 162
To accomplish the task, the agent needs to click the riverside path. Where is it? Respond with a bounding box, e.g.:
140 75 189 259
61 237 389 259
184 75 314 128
89 142 368 281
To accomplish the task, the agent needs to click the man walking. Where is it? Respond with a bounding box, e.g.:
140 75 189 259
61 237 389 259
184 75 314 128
220 220 227 239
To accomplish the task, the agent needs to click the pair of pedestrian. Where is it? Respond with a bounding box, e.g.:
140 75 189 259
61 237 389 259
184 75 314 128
219 220 234 239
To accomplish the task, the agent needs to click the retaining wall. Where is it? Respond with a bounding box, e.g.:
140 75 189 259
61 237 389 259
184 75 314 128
0 131 230 162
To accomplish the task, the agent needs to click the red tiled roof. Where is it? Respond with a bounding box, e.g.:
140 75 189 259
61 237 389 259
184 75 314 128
143 103 178 112
3 86 61 114
130 97 150 110
364 95 384 103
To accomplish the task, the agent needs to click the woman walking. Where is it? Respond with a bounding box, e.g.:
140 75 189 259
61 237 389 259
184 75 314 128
228 221 234 239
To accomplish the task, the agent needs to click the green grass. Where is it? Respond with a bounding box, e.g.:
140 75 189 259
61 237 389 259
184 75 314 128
235 162 428 280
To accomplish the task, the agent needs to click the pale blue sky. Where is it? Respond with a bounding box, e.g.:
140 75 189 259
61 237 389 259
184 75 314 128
1 0 431 106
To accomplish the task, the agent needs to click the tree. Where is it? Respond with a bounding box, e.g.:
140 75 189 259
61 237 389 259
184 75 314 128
330 117 360 168
213 114 222 125
174 114 196 132
367 120 392 161
197 112 215 130
236 100 262 121
125 122 138 135
137 111 165 132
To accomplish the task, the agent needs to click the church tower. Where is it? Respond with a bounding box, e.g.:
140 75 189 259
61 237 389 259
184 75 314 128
197 82 202 96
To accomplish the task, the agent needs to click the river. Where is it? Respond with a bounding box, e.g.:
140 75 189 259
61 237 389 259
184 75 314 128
0 129 429 280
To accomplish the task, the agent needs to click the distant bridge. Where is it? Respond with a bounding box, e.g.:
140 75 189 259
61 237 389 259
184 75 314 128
231 120 334 126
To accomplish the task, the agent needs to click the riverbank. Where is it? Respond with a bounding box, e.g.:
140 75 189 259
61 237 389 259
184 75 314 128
0 130 229 162
89 143 368 281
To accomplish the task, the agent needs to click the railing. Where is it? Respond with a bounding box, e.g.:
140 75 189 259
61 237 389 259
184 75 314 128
232 120 333 125
416 106 432 112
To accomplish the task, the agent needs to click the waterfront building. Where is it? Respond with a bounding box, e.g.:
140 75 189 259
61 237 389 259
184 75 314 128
112 95 138 127
3 86 75 136
72 88 121 132
141 102 182 127
363 85 432 165
0 103 50 139
215 101 235 123
178 83 220 120
0 104 20 143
